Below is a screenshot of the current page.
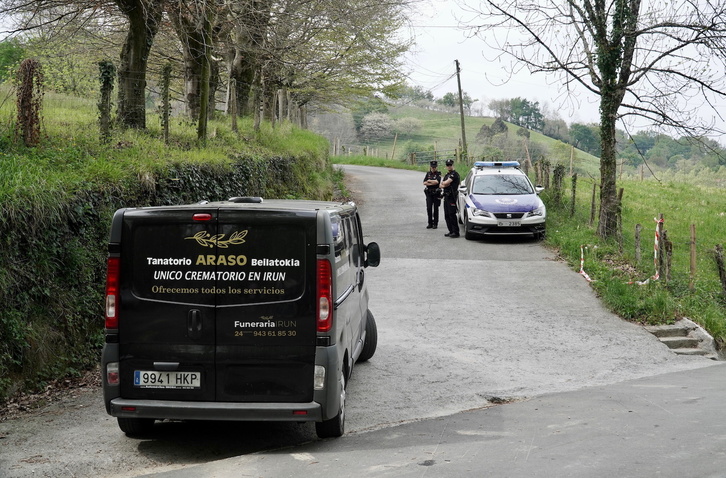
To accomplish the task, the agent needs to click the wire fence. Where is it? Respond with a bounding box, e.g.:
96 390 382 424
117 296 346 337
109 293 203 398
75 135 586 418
550 172 726 295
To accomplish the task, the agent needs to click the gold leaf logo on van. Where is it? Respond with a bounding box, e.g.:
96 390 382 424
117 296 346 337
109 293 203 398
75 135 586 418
185 230 248 248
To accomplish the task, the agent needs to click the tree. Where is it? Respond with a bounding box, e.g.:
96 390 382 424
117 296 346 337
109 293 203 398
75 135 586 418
350 96 388 133
167 0 223 123
509 97 544 131
243 0 411 125
359 112 393 141
114 0 163 129
488 98 510 119
397 84 434 103
466 0 726 238
394 117 423 135
0 2 125 96
569 123 600 156
543 116 569 143
437 91 476 112
437 92 458 108
476 123 493 143
0 39 24 82
490 117 508 136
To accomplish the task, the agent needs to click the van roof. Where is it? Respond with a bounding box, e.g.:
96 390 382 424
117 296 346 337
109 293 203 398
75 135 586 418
187 198 359 214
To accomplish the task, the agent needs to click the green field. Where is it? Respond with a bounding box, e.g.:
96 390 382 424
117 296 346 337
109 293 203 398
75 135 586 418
350 105 602 177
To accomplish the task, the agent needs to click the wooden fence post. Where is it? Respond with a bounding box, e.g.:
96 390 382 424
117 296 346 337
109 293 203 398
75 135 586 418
552 164 565 207
570 173 577 217
635 224 642 264
689 224 697 290
589 182 597 227
716 244 726 297
617 187 624 252
663 229 672 283
656 214 665 280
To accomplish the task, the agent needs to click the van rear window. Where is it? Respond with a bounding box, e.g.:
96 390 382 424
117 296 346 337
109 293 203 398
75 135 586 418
129 221 308 305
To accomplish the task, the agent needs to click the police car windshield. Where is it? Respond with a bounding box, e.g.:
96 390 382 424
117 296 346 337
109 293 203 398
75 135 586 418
472 175 533 195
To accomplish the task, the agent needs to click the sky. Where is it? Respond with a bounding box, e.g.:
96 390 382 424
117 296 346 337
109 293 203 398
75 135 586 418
400 0 726 142
400 1 604 125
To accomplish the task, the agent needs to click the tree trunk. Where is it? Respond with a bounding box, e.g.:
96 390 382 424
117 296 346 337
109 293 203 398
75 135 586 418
229 49 256 116
597 90 621 239
115 0 162 129
197 12 211 143
168 8 206 120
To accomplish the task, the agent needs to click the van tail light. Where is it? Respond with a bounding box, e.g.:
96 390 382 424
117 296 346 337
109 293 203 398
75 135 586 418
105 257 120 329
106 362 119 385
316 259 333 332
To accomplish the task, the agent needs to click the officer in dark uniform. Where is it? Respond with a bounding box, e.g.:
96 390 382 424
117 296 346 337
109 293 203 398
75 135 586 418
441 159 460 238
423 160 442 229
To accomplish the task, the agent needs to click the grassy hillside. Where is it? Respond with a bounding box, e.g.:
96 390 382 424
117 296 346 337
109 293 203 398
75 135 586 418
0 88 335 400
347 105 601 176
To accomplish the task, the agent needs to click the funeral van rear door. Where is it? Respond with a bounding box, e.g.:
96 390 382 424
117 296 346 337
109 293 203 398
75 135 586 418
118 207 218 402
214 208 317 403
118 206 317 404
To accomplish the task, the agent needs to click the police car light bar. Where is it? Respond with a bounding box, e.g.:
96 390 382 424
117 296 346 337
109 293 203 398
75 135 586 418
474 161 520 168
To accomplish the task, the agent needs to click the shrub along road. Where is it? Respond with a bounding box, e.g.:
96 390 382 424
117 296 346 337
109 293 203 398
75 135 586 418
0 165 718 478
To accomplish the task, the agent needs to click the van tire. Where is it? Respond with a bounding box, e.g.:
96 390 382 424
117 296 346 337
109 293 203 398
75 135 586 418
357 310 377 362
117 417 154 437
315 370 346 438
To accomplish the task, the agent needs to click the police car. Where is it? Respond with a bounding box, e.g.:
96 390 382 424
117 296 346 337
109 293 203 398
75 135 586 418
457 161 546 240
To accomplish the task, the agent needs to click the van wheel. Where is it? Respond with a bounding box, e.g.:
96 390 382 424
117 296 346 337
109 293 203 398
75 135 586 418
357 310 377 362
315 370 346 439
117 417 154 437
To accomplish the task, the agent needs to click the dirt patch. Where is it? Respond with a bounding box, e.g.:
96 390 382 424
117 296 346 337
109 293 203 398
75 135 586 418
0 367 101 423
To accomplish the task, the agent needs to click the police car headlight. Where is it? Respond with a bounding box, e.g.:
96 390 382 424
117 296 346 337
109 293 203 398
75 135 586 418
472 208 493 218
526 206 545 218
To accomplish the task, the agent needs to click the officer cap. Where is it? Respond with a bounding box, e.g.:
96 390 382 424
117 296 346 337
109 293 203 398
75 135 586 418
430 160 437 167
445 159 454 166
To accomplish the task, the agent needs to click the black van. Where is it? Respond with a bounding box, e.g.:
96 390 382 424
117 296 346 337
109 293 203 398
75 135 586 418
101 198 380 438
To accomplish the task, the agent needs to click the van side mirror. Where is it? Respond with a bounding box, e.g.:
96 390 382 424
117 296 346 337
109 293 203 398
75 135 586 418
364 242 380 268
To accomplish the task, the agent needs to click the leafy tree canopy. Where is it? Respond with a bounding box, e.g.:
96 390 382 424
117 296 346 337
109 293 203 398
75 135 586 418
350 96 389 133
0 38 24 82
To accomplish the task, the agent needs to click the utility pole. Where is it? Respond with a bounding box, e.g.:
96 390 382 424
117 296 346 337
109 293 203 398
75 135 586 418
455 60 468 160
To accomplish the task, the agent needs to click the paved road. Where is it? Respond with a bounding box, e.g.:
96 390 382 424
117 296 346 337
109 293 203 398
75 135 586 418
0 165 719 478
140 165 724 477
342 165 714 432
144 364 726 478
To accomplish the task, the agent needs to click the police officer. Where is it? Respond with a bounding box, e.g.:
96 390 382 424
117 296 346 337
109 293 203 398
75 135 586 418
441 159 460 238
423 160 442 229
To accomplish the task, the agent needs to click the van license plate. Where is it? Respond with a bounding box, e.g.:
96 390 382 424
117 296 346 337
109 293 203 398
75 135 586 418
134 371 201 389
497 220 521 227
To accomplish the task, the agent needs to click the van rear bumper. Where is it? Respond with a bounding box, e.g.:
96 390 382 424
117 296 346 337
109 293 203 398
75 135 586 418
109 398 322 422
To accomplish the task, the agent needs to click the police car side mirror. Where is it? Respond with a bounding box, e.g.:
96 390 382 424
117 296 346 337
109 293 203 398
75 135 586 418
535 186 544 194
458 185 467 193
364 242 380 268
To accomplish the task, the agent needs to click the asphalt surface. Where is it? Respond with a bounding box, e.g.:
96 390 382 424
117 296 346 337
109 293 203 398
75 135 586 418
1 165 720 478
136 165 723 477
142 363 726 478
